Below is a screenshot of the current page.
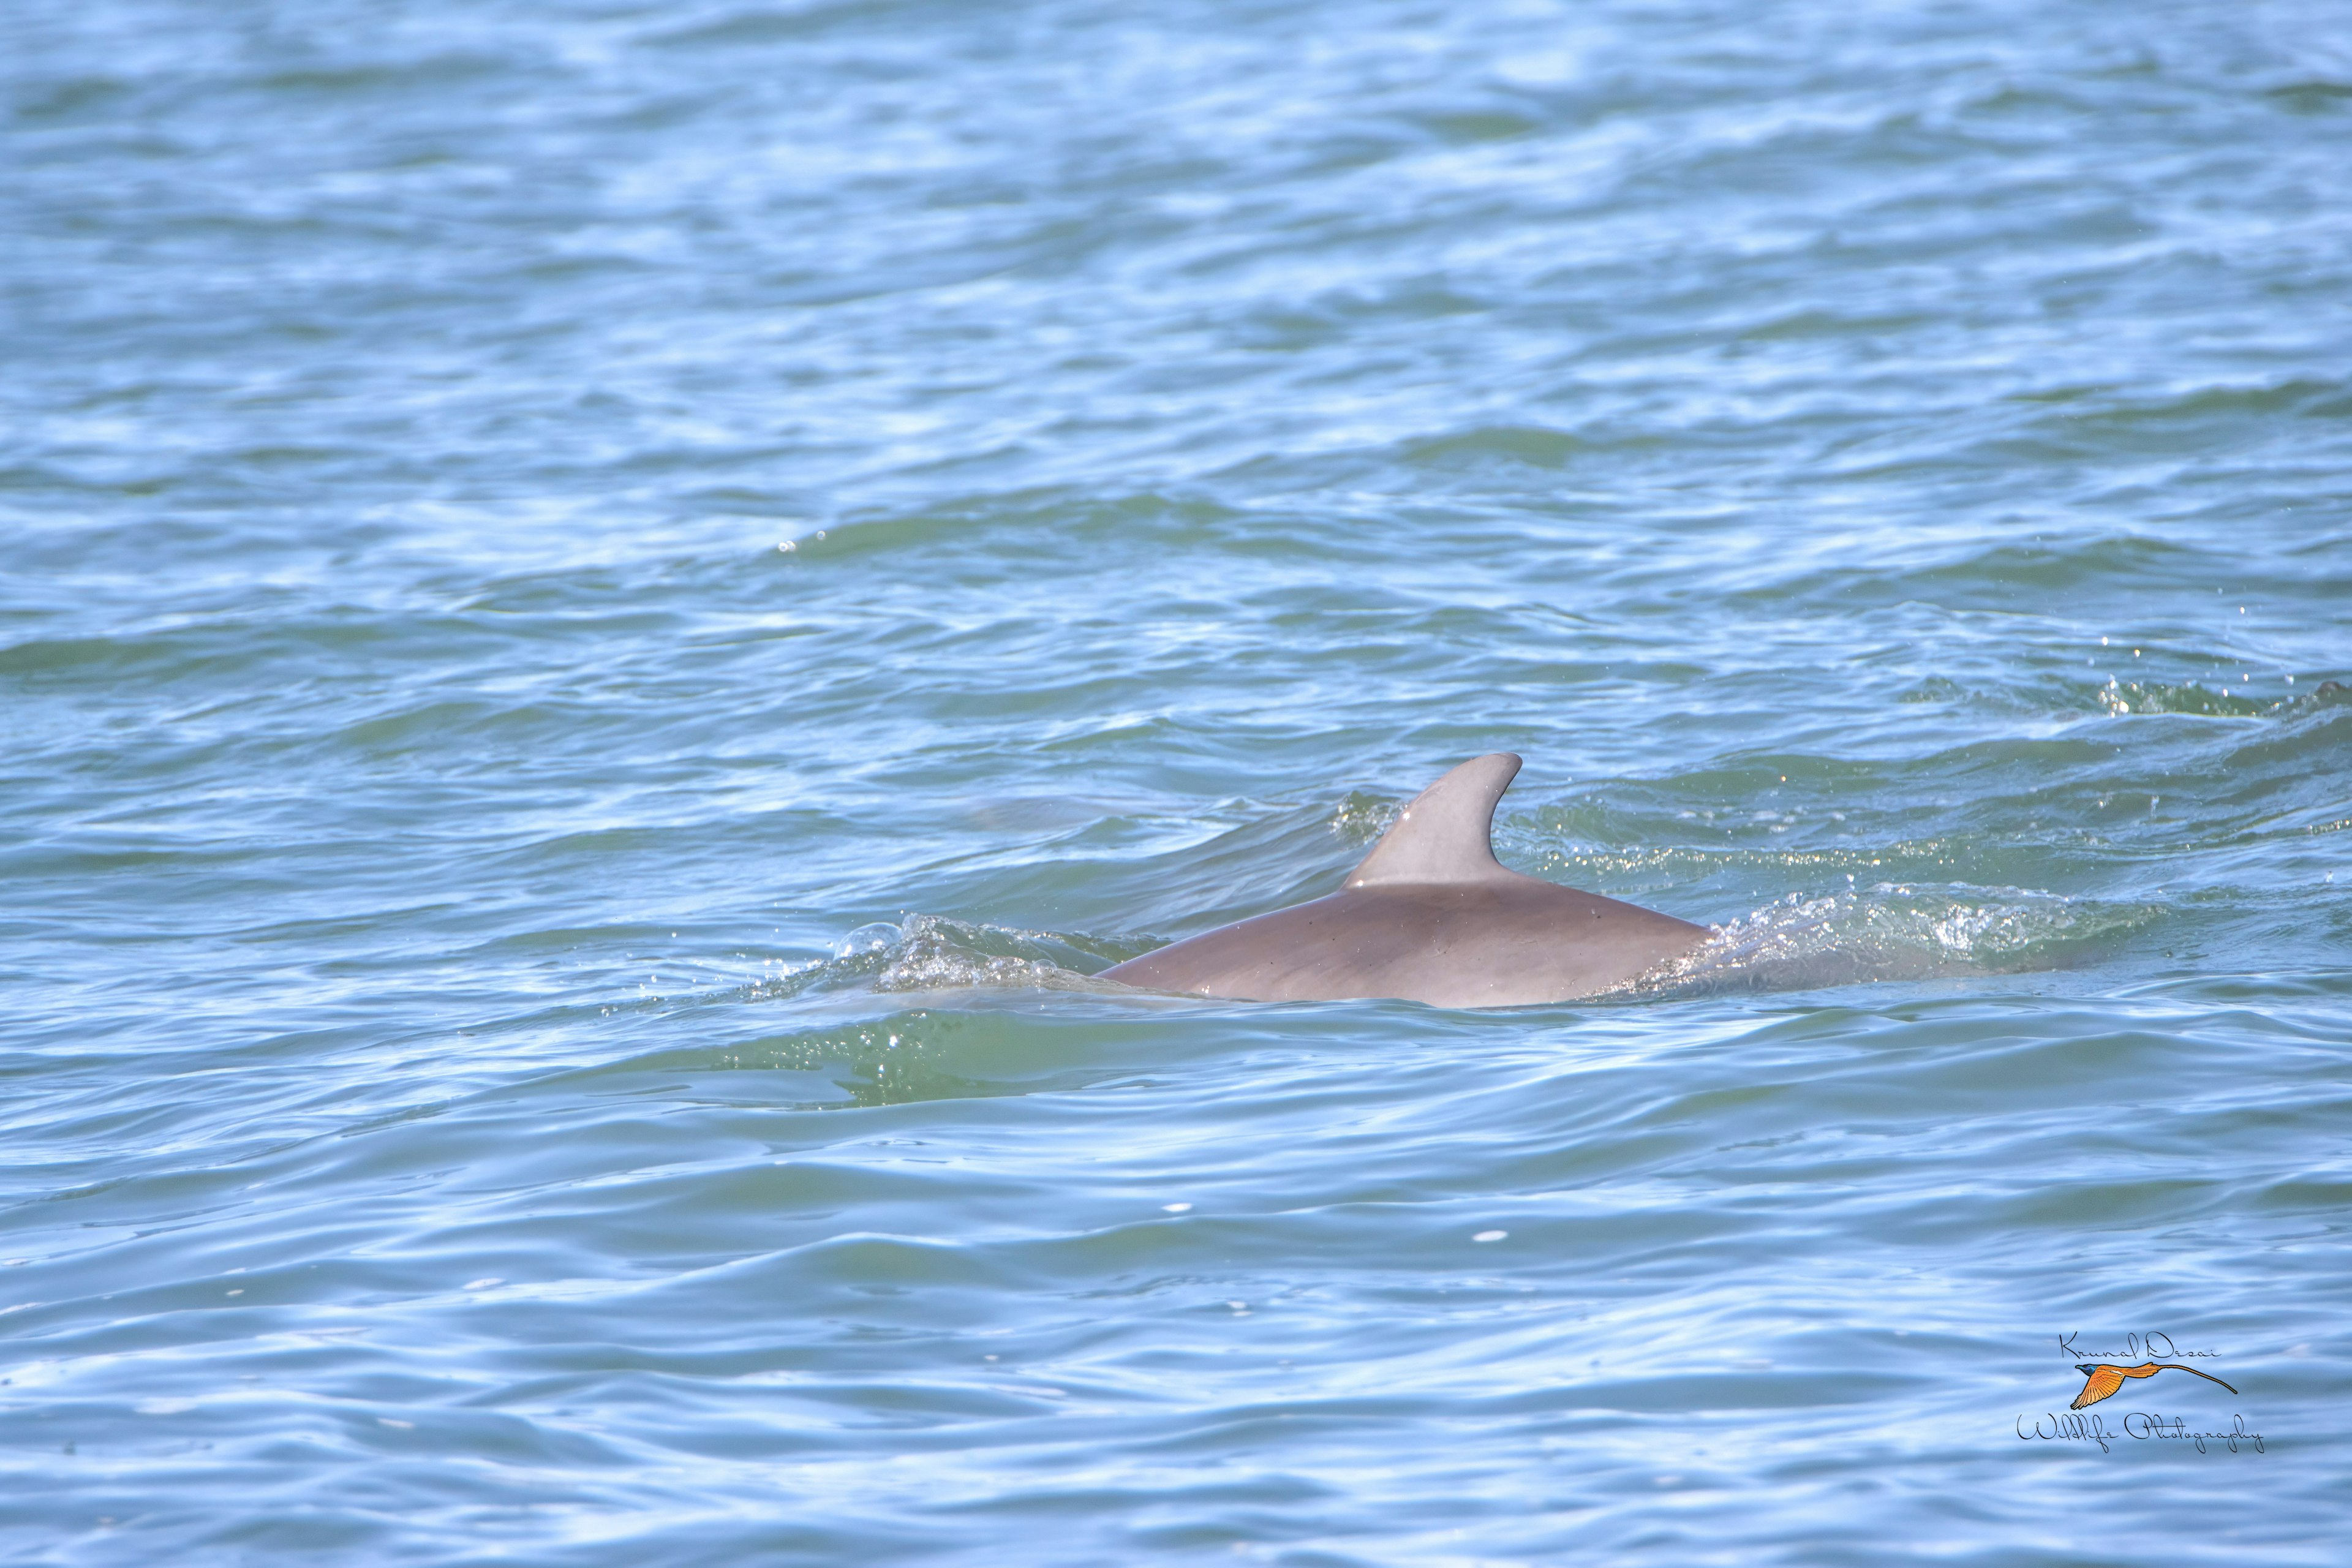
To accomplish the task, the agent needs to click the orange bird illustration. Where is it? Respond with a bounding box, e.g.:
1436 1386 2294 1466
2070 1362 2239 1410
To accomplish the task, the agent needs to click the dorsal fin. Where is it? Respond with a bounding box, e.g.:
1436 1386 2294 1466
1347 753 1522 888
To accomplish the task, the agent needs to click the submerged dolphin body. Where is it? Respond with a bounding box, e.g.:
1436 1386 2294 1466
1101 754 1708 1008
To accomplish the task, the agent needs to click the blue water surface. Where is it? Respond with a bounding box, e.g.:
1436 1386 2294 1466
5 0 2350 1562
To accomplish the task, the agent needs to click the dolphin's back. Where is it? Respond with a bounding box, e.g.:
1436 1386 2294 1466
1101 755 1708 1008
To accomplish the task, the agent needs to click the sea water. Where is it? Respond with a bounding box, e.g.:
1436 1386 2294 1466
4 1 2349 1561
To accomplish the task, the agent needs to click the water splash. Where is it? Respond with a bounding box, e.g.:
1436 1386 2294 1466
873 916 1114 993
2097 679 2269 717
1329 790 1402 846
760 915 1141 1001
1631 884 2161 996
2097 676 2345 717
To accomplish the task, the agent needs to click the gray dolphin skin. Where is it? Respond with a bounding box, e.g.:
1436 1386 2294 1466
1101 754 1709 1008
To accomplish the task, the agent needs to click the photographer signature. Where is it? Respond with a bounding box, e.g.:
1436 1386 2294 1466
2018 1332 2257 1453
2018 1411 2264 1455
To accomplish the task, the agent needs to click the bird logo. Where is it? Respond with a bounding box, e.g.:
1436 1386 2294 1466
2070 1362 2238 1410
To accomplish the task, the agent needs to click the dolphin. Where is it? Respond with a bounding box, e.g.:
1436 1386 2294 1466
1101 754 1708 1008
